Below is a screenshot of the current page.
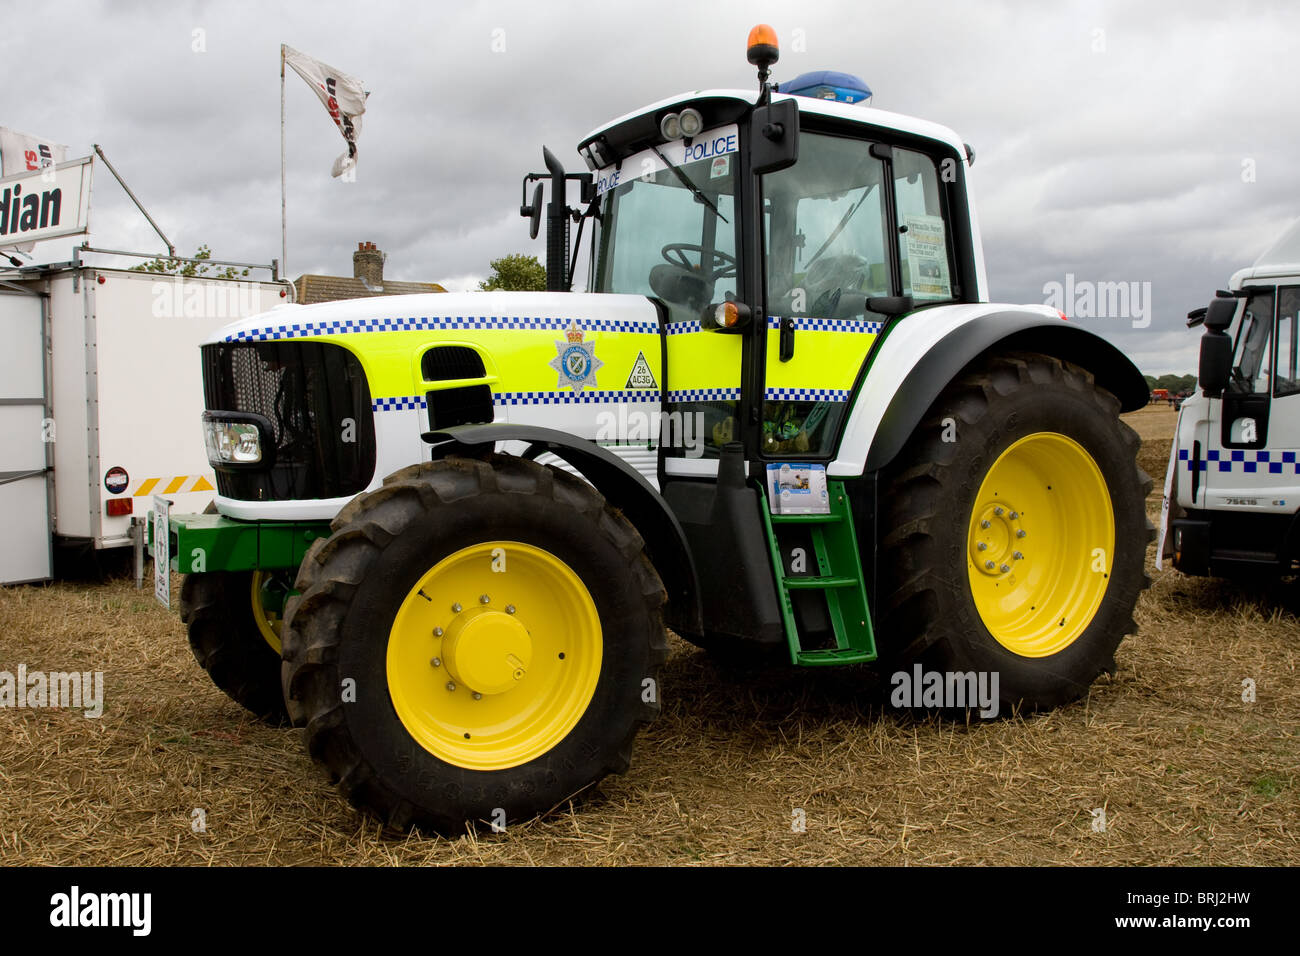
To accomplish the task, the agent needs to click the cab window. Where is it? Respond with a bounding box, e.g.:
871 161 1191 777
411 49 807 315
1229 291 1274 393
893 148 956 302
1275 287 1300 398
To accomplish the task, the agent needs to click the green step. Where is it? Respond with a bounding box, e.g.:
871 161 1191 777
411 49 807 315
757 478 877 667
770 512 844 525
795 648 877 666
784 576 859 589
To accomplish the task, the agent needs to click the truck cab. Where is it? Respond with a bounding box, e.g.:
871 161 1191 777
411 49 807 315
1162 218 1300 577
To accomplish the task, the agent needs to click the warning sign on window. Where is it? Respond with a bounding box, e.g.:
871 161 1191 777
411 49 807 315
625 351 658 389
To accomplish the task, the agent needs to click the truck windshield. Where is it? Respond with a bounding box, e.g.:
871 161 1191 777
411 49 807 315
591 131 739 324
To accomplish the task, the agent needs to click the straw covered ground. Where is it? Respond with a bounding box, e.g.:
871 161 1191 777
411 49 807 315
1 404 1296 865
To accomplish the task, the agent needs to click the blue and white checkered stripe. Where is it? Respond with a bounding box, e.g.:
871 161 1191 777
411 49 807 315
764 387 851 402
372 396 427 411
665 388 741 403
665 323 702 336
1180 448 1300 474
226 314 661 343
493 389 660 406
765 316 882 334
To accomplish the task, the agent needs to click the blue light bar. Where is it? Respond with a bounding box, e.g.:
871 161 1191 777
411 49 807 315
782 70 873 105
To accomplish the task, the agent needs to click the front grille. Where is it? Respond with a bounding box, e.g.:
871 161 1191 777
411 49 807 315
201 341 376 501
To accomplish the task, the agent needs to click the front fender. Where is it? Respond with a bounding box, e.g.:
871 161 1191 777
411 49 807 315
424 423 702 634
831 303 1148 476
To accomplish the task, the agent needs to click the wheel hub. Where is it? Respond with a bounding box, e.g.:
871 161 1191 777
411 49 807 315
969 501 1024 579
441 605 531 696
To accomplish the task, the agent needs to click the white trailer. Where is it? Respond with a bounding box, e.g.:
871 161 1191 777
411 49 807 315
0 249 292 584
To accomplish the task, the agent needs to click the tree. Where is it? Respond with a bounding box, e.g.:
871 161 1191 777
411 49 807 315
477 253 545 291
129 244 249 279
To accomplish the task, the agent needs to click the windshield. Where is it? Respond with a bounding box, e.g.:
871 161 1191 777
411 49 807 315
591 126 739 323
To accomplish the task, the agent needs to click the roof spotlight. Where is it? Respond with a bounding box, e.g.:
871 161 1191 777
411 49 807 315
678 108 704 138
659 112 681 141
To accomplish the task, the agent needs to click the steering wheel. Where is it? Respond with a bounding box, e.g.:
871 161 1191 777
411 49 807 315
661 243 737 280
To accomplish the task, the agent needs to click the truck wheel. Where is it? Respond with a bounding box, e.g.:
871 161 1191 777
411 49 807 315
180 570 293 724
878 352 1152 711
280 455 668 833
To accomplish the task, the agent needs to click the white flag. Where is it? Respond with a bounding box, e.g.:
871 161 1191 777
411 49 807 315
0 127 68 253
283 44 368 178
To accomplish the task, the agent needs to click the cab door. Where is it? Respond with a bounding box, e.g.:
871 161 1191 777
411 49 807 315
1202 287 1299 509
759 133 959 458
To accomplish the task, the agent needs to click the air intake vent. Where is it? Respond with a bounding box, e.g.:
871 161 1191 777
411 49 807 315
421 346 485 381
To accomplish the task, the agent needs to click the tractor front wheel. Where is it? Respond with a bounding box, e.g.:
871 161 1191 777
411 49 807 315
180 569 294 724
280 455 668 833
878 352 1152 711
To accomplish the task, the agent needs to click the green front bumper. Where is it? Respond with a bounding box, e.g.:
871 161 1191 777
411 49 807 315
148 512 333 574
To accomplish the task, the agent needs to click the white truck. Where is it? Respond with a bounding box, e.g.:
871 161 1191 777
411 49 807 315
1160 219 1300 578
0 248 291 585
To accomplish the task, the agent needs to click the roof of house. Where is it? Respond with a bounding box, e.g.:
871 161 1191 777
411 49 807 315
293 274 447 304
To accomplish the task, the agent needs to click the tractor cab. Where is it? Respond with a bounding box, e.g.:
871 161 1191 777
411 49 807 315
529 28 982 466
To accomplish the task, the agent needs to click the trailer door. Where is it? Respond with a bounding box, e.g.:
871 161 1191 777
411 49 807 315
0 282 52 584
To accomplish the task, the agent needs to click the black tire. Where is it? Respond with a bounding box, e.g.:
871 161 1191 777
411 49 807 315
280 455 668 833
180 570 292 724
877 352 1153 712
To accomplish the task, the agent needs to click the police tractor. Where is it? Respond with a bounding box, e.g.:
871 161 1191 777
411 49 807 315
1160 219 1300 579
155 26 1152 832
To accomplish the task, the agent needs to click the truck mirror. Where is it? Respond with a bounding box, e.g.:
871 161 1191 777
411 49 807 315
525 183 543 240
1199 330 1233 397
751 98 799 174
1204 296 1238 332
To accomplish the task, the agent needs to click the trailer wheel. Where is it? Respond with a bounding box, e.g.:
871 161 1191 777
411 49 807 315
280 455 667 833
877 352 1152 711
180 570 293 724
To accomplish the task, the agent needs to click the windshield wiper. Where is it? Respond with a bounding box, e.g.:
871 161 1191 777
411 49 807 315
804 184 873 269
650 145 729 224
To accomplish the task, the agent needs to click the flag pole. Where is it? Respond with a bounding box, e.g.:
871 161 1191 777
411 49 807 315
280 43 287 277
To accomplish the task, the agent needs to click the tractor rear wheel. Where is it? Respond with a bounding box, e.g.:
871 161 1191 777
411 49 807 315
180 569 293 724
878 352 1152 712
280 455 668 833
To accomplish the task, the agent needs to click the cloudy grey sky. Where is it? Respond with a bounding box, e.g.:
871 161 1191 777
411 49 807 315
5 0 1296 374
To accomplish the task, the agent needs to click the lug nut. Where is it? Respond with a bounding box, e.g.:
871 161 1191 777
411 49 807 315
446 681 456 692
472 692 482 701
1009 511 1019 520
479 595 490 604
433 627 443 638
994 507 1004 516
977 542 987 551
985 560 995 570
1000 564 1011 573
451 602 462 613
431 657 441 667
1017 529 1027 538
505 605 516 615
981 520 991 529
1013 551 1024 560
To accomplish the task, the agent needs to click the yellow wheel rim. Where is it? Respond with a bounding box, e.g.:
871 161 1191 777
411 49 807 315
250 570 284 655
966 433 1114 658
386 541 603 771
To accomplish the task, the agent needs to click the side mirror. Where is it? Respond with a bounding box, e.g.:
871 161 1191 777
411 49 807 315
751 98 798 175
1199 330 1233 398
521 182 544 240
1204 296 1239 332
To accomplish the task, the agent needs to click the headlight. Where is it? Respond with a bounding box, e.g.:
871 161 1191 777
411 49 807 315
201 412 273 468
